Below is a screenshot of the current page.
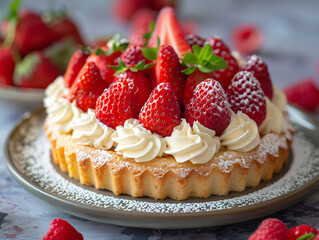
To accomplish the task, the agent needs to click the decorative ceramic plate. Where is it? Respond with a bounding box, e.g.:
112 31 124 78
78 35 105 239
4 106 319 229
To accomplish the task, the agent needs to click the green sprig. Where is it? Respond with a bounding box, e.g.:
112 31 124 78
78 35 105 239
182 44 228 75
142 21 155 46
141 37 160 61
109 59 154 76
104 33 129 56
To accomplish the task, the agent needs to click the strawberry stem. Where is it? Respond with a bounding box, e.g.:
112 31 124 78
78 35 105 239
297 232 316 240
3 0 22 47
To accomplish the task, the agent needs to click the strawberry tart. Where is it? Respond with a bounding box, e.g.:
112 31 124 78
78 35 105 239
44 7 294 200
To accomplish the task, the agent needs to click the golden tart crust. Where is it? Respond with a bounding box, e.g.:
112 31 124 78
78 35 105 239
45 117 293 200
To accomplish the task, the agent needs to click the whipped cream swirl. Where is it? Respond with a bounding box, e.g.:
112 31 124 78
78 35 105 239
220 111 260 152
164 120 220 164
259 97 285 135
47 98 82 133
43 76 68 108
272 85 287 113
112 119 166 162
71 109 114 149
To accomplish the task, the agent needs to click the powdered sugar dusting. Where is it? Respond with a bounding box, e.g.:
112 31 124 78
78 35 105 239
8 111 319 214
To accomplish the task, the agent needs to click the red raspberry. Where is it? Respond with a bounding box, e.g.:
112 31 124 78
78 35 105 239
227 71 266 126
205 36 239 89
241 55 273 99
184 78 231 136
42 218 83 240
248 218 288 240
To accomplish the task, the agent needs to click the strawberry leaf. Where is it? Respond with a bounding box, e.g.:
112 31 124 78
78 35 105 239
141 37 160 61
297 233 316 240
104 33 129 56
182 44 228 75
4 0 22 46
109 59 154 76
143 21 155 46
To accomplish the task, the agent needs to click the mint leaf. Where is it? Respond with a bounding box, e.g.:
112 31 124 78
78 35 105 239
143 21 155 45
182 44 228 75
109 59 154 76
141 37 160 61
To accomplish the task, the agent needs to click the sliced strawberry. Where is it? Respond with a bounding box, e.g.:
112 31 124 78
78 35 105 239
148 7 191 58
241 55 273 99
14 52 60 89
96 77 140 129
227 71 266 126
64 49 89 87
139 82 181 137
155 44 186 106
42 218 83 240
231 23 263 55
284 78 319 112
0 47 16 86
288 224 318 240
51 17 85 45
183 69 213 106
185 34 206 48
120 45 150 67
205 37 239 90
67 62 107 111
248 218 288 240
113 70 151 112
14 14 58 56
86 47 121 86
184 78 231 135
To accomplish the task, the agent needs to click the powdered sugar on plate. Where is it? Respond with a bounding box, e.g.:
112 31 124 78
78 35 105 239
7 110 319 214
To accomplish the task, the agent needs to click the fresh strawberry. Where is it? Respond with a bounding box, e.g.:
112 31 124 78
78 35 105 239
51 17 84 45
0 47 16 86
139 82 181 137
185 34 206 48
96 76 140 129
241 55 273 99
248 218 288 240
14 52 61 89
227 71 266 126
231 23 263 55
13 14 58 55
155 44 186 105
120 45 150 67
113 70 152 112
67 62 107 111
86 47 121 86
205 37 239 89
183 69 213 106
64 49 89 87
288 224 318 240
284 78 319 112
148 7 191 58
42 218 83 240
184 78 231 135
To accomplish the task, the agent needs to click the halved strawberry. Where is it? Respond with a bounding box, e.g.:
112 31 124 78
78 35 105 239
95 77 140 129
67 62 107 111
284 78 319 112
185 34 206 48
113 70 152 112
241 55 273 99
227 71 266 126
148 7 191 58
155 44 186 106
231 23 263 55
139 82 181 137
14 51 61 89
205 37 239 90
0 47 16 86
86 47 121 86
184 78 231 136
64 49 89 87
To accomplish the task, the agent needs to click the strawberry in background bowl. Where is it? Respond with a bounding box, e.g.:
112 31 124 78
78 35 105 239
0 0 85 106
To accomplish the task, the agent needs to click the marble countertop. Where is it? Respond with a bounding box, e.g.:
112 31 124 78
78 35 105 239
1 0 319 239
